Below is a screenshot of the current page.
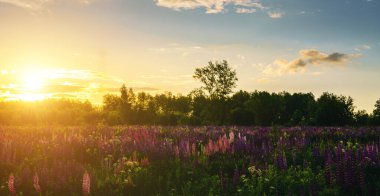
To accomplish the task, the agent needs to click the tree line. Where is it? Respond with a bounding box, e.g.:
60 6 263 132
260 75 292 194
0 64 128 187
101 87 380 126
0 60 379 126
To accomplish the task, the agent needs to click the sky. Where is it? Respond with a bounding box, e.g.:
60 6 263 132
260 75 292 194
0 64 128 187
0 0 379 112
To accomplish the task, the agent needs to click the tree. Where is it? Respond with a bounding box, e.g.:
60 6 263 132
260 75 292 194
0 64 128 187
247 91 283 126
119 84 135 123
193 60 238 100
229 91 254 125
372 98 380 125
279 92 316 125
103 94 121 111
355 110 370 126
314 92 355 126
374 99 380 117
192 60 238 125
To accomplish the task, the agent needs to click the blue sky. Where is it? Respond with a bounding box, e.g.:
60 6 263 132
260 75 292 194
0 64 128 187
0 0 379 112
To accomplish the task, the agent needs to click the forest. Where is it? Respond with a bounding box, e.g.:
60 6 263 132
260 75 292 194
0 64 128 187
0 61 379 127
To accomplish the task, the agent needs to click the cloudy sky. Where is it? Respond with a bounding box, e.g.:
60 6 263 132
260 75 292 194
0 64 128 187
0 0 379 111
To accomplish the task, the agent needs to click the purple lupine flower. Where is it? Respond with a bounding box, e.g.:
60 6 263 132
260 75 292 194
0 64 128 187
283 152 288 169
335 145 345 186
276 152 287 170
292 151 297 166
324 149 334 186
358 162 366 192
313 147 321 161
234 138 246 153
343 150 354 187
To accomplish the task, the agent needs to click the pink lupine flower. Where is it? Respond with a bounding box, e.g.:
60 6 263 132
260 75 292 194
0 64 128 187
8 173 16 196
131 151 137 162
207 139 214 154
229 132 234 144
82 170 91 196
140 157 150 167
33 172 41 193
174 145 180 158
191 143 196 156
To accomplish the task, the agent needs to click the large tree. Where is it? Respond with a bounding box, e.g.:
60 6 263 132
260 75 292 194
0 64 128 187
193 60 238 100
193 60 238 124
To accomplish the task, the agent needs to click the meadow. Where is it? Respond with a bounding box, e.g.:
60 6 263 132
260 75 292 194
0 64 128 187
1 126 380 195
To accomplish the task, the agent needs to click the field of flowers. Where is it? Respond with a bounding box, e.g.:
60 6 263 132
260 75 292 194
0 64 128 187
1 126 380 195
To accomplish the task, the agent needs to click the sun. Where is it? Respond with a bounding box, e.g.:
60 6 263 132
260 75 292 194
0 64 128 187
17 69 48 101
22 70 45 91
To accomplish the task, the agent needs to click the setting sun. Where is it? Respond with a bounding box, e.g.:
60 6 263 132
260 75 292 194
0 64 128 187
22 71 45 91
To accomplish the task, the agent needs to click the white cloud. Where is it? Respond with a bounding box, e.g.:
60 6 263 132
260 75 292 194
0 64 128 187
268 11 283 19
154 0 266 14
311 72 323 76
299 49 358 65
256 77 272 84
0 0 94 11
154 0 286 18
262 58 306 77
262 49 360 77
362 45 371 49
354 44 371 51
148 44 205 56
0 0 45 10
236 8 256 14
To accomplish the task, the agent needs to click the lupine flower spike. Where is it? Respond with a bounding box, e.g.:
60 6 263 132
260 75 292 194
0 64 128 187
8 173 16 196
82 170 91 196
33 172 42 193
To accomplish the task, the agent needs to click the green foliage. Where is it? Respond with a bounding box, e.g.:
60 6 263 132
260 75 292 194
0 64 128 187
0 90 377 126
372 98 380 125
247 91 283 126
355 110 370 126
239 165 331 195
193 60 238 100
314 92 355 126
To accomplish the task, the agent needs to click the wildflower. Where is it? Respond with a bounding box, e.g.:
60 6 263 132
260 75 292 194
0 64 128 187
140 157 150 167
324 149 333 186
248 166 262 176
174 145 180 158
276 152 287 170
82 170 91 196
8 173 16 196
191 143 196 156
33 172 41 193
229 132 234 144
359 164 366 191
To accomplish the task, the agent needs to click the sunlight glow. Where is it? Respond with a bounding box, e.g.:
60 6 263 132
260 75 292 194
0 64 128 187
18 93 46 101
0 67 124 103
22 70 45 91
